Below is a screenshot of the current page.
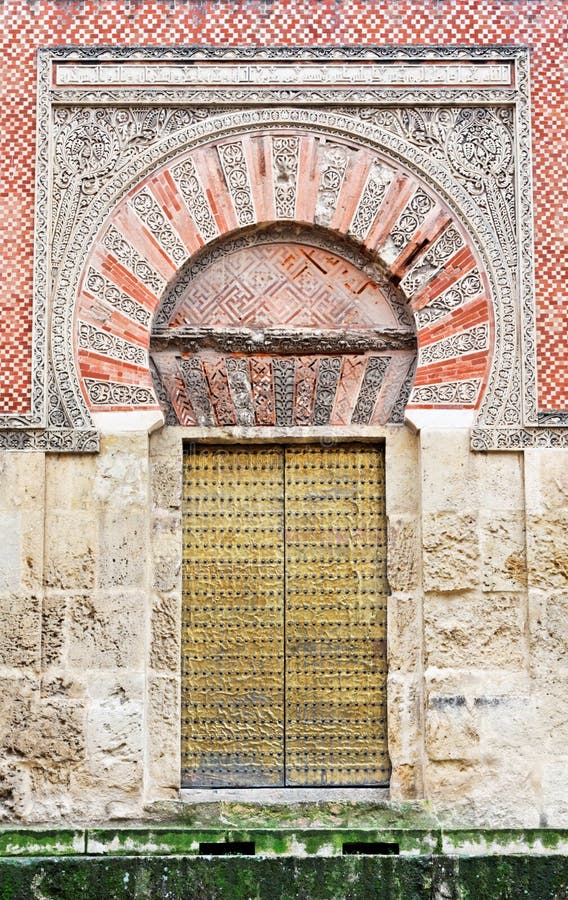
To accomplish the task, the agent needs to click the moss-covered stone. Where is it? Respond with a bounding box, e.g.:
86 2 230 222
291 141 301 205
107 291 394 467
0 830 84 857
0 855 567 900
85 826 438 857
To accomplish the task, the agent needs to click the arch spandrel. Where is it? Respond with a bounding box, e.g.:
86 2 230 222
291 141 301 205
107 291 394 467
63 113 499 431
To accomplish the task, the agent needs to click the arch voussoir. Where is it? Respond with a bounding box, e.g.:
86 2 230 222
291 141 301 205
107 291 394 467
73 122 495 428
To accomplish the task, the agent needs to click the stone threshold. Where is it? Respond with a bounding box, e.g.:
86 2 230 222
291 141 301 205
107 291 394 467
1 827 567 859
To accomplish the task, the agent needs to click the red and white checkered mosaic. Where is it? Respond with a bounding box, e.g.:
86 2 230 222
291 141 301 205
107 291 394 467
1 0 566 414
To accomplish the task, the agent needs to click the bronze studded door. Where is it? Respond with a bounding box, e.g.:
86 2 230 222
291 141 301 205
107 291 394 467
182 444 389 788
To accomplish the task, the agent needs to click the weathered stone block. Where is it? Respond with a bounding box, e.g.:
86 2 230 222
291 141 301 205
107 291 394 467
0 512 21 594
0 676 38 753
531 675 568 754
0 453 44 511
387 517 420 592
425 697 480 762
425 759 540 827
8 702 85 767
97 509 148 589
526 513 568 591
0 593 41 669
424 667 531 700
528 590 568 671
542 757 568 825
525 449 568 513
387 674 422 765
151 453 183 510
41 591 68 669
420 429 480 512
388 762 423 801
44 512 97 591
480 511 527 592
94 435 149 508
151 510 182 594
0 500 44 599
424 592 526 669
40 673 85 701
45 453 96 511
385 427 420 515
0 762 31 822
147 674 180 795
19 510 45 593
85 675 143 764
67 592 145 670
421 432 524 514
387 593 421 674
150 592 181 672
422 512 479 592
475 694 537 753
477 451 524 512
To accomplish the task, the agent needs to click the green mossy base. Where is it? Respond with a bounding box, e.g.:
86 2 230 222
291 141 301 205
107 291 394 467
0 855 567 900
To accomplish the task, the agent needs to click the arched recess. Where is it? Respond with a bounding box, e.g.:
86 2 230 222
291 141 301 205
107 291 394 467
59 111 500 431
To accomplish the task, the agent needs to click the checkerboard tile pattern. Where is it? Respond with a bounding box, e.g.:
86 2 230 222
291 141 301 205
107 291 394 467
1 0 565 414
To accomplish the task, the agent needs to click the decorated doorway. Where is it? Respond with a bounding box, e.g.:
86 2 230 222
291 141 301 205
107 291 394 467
181 443 389 787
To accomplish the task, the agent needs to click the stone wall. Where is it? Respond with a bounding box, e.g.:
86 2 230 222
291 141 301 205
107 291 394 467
0 430 567 827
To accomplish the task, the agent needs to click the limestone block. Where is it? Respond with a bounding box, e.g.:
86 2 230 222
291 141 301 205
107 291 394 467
426 759 540 827
387 674 422 765
423 592 527 669
385 427 419 515
86 675 143 764
531 675 568 755
40 673 85 700
147 674 180 794
71 758 143 804
420 429 480 512
0 593 41 669
44 511 97 591
0 512 21 594
389 762 423 801
425 697 480 762
152 510 182 594
0 762 31 822
45 453 96 511
151 452 183 511
525 449 568 513
477 450 524 512
387 517 420 593
526 512 568 591
0 509 44 596
387 593 421 674
93 434 149 508
19 510 45 593
424 666 531 700
0 452 44 511
0 675 37 753
422 512 479 592
67 591 145 670
528 590 568 671
26 766 77 823
97 509 148 589
474 694 537 754
479 511 527 592
420 430 524 513
541 758 568 825
150 425 181 462
150 592 181 672
8 701 85 767
41 591 68 669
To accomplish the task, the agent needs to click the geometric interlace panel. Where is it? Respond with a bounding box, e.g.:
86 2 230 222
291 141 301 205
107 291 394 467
152 241 416 428
181 443 389 787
